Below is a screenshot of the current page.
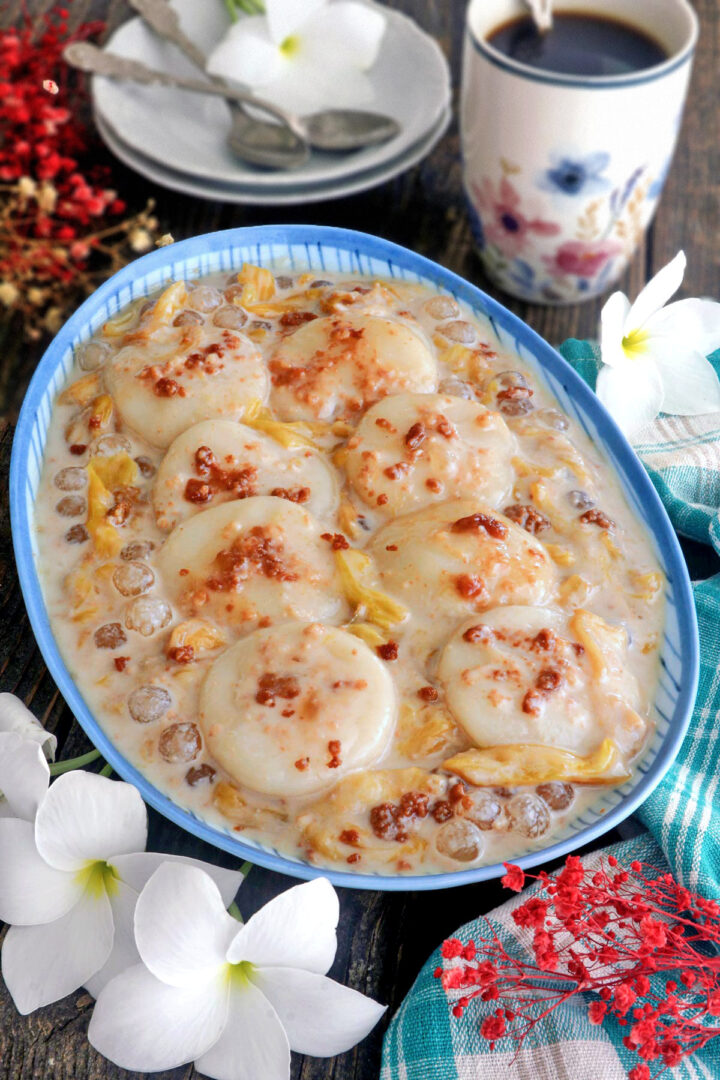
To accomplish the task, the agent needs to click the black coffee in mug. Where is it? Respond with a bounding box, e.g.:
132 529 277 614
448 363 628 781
487 11 668 77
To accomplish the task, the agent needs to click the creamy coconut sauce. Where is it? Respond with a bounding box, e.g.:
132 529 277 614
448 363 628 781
34 266 665 875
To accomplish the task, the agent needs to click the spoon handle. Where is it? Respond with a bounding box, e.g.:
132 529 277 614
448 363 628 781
128 0 211 76
525 0 553 32
125 0 308 147
63 42 292 127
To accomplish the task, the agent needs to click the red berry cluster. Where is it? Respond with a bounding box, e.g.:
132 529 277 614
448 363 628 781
0 7 160 338
435 855 720 1078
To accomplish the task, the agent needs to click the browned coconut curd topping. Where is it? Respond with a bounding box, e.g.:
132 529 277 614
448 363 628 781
35 264 665 875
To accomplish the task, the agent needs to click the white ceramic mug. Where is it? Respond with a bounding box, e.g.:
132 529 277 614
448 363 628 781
461 0 698 303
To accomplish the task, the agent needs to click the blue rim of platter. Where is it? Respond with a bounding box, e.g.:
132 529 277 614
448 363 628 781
10 224 699 892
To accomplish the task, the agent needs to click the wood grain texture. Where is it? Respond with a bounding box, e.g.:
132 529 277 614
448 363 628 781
1 1 718 1076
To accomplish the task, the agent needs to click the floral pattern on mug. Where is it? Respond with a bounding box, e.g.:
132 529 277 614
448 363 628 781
544 239 623 279
538 151 612 197
467 151 669 303
470 177 561 259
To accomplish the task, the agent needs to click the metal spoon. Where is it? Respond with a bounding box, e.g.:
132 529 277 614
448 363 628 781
65 41 312 169
125 0 307 170
129 0 401 160
68 12 400 170
524 0 553 32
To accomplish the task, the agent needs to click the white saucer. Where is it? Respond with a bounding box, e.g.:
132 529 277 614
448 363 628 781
95 104 451 205
93 0 451 191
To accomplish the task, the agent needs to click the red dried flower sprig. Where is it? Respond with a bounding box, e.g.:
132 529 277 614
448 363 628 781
0 6 162 338
435 856 720 1079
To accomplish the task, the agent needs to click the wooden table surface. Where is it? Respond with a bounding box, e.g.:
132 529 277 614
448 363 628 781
1 1 718 1077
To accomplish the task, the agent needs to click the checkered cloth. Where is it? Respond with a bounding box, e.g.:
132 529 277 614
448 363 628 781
380 340 720 1080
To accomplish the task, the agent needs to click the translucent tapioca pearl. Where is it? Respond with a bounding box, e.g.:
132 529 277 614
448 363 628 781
465 790 507 831
212 305 248 330
424 295 460 320
439 320 477 344
310 279 332 288
120 539 155 561
536 781 575 811
128 685 172 724
535 408 569 431
185 763 216 786
173 309 204 328
112 561 154 597
158 721 201 763
75 340 112 371
187 285 222 312
65 524 89 544
499 397 534 417
435 818 484 862
135 456 155 478
275 275 294 290
92 434 132 456
94 622 127 649
567 489 595 510
54 467 86 491
124 596 171 636
55 495 86 517
222 284 247 305
494 370 529 389
507 793 550 838
438 376 475 400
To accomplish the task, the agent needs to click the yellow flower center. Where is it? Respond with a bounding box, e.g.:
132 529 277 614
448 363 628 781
76 859 120 898
621 328 650 358
227 960 256 988
280 34 300 57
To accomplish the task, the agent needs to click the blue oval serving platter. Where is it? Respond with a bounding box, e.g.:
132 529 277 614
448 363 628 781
10 225 699 891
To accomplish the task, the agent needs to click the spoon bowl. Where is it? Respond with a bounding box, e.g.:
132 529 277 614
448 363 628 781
227 111 310 171
304 109 401 152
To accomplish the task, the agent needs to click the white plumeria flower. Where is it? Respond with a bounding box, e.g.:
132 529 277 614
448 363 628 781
206 0 387 114
0 694 56 820
0 771 243 1014
89 864 386 1079
598 251 720 438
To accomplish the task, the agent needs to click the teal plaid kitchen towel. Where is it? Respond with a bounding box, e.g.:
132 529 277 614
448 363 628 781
380 340 720 1080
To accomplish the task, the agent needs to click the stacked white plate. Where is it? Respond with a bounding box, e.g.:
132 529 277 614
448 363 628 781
92 0 452 205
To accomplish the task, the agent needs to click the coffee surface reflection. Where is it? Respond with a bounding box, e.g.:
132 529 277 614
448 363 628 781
487 12 668 77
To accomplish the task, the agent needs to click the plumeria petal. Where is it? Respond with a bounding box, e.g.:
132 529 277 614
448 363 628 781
256 60 374 114
194 979 290 1080
647 297 720 356
227 877 339 974
652 348 720 415
301 2 386 70
84 879 140 999
89 964 228 1071
2 887 113 1013
112 851 244 908
266 0 325 45
626 251 686 333
600 291 632 368
253 967 386 1057
206 18 284 88
0 733 49 821
134 863 237 988
35 771 147 872
596 358 665 438
0 817 81 925
0 693 56 758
